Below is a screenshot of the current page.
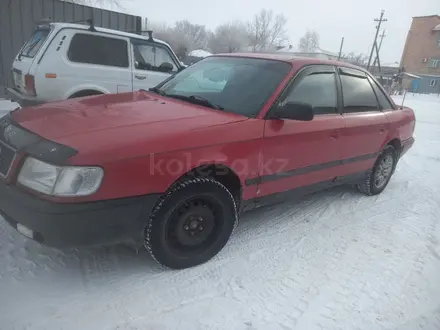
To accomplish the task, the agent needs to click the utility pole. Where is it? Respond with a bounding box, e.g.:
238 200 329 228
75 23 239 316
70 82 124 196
372 29 386 71
337 37 344 60
367 10 387 70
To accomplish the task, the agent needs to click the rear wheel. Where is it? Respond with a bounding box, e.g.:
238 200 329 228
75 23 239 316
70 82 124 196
144 177 238 269
358 145 397 196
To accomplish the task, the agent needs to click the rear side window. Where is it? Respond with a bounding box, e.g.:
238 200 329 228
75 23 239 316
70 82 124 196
20 29 50 58
340 72 379 113
369 78 395 110
68 34 129 68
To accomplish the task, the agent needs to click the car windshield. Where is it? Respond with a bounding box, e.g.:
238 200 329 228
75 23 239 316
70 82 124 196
157 56 291 117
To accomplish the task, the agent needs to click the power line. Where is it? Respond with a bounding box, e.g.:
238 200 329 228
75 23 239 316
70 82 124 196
367 10 388 70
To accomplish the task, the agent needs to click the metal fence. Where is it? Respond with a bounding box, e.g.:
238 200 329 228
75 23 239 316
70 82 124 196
0 0 142 95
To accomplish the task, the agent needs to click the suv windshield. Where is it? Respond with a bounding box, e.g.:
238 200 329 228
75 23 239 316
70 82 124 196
20 28 51 58
157 56 291 117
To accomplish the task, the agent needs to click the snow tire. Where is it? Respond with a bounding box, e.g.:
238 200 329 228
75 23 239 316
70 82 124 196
144 177 238 269
357 145 397 196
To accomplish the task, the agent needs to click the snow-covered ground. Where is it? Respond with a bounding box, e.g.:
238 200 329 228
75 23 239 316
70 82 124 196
0 99 20 116
1 94 440 330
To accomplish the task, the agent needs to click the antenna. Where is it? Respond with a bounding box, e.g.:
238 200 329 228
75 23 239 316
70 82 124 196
401 89 407 109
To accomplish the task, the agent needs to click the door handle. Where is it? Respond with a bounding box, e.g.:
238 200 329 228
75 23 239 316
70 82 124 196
379 127 386 134
135 75 146 80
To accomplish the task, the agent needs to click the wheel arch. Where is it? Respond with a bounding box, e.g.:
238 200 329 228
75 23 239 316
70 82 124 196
386 138 402 158
171 163 243 209
68 89 105 99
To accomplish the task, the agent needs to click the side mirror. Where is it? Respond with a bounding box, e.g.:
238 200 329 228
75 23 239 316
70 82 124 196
158 62 173 73
271 101 314 121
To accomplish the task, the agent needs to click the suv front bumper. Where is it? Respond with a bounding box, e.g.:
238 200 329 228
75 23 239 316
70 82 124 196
0 181 160 248
5 87 42 107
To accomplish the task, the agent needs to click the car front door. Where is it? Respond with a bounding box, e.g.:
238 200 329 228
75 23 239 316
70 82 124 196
337 67 389 175
257 65 346 197
130 40 180 91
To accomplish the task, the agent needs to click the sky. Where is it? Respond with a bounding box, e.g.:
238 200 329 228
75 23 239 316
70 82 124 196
107 0 438 64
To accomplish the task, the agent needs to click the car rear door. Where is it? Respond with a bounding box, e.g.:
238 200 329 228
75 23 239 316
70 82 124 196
337 67 389 174
11 27 52 96
257 65 345 197
130 40 180 91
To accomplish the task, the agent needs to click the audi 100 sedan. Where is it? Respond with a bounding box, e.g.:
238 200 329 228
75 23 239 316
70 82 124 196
0 54 415 269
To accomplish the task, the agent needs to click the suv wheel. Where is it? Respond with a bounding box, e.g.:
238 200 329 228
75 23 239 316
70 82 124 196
358 145 397 196
144 177 238 269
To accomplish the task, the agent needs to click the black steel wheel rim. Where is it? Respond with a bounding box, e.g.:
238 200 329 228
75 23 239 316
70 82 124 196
165 196 224 254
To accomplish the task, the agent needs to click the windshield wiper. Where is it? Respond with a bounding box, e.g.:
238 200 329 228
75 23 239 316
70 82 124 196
166 94 224 110
144 87 166 96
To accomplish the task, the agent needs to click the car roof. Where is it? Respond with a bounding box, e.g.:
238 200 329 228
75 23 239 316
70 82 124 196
212 52 365 71
46 22 172 48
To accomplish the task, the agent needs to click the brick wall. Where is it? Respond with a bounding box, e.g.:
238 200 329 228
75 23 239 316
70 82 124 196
400 15 440 75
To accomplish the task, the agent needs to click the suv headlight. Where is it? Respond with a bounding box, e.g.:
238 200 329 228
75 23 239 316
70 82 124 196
17 157 104 197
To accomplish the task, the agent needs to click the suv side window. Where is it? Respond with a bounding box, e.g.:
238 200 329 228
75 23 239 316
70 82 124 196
132 42 178 72
339 68 379 113
68 33 129 68
368 77 395 110
280 72 338 115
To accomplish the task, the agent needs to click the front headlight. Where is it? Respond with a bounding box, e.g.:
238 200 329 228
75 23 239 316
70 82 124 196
17 157 103 197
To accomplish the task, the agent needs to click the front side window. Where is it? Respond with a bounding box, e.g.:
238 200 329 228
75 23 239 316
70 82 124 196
340 70 379 113
280 72 338 115
157 57 291 117
68 34 129 68
20 28 51 58
132 43 178 72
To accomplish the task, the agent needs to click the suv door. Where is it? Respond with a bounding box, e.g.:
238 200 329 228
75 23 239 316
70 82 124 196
258 65 345 197
131 40 180 91
337 67 389 174
63 32 132 97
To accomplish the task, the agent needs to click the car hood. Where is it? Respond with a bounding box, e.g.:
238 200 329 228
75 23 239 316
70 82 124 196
11 91 251 163
12 91 246 140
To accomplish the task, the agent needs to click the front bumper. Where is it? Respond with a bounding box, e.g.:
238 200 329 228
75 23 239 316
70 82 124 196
5 87 42 107
0 181 161 248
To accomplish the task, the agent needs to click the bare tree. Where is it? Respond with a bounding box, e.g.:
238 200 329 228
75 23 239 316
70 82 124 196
149 20 211 59
208 21 249 53
247 9 288 51
342 52 369 66
298 30 320 52
174 20 210 50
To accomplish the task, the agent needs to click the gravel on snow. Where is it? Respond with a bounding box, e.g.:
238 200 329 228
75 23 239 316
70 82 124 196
0 94 440 330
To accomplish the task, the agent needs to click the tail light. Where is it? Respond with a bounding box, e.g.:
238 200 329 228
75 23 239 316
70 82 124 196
25 74 36 96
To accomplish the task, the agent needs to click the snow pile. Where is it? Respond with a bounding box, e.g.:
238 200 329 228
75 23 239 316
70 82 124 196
0 99 19 117
0 94 439 330
188 49 212 58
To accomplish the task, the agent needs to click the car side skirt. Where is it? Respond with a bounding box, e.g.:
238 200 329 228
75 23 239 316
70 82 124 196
245 153 378 186
241 170 369 213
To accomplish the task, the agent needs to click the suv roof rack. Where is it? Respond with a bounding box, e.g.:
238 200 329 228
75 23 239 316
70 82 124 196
36 18 97 31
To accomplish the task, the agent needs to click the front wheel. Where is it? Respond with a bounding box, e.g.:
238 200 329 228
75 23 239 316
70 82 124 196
358 145 397 196
144 177 238 269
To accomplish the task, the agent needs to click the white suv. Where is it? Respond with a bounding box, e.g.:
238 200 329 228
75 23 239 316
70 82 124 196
6 22 184 106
